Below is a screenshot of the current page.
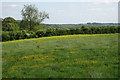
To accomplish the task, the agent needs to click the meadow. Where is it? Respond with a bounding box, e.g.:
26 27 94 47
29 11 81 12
2 34 118 78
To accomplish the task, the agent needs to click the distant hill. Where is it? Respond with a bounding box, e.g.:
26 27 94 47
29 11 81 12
45 23 118 28
16 19 119 26
86 22 118 26
46 23 118 26
16 19 119 28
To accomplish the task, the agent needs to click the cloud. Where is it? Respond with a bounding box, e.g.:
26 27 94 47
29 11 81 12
3 4 22 7
8 4 18 7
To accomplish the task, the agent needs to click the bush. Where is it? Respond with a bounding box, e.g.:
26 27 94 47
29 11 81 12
28 31 37 38
2 23 19 31
2 30 32 41
56 28 69 35
36 30 45 37
44 28 56 36
2 17 20 31
2 17 16 25
20 20 29 30
9 31 17 40
2 32 10 41
2 26 119 42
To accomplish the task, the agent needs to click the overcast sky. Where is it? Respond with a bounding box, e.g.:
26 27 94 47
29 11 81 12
0 0 119 24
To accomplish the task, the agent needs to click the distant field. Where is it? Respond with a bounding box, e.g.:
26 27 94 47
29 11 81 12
2 34 118 78
45 24 118 28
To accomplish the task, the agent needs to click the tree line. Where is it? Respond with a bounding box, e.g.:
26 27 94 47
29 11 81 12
1 4 119 42
2 26 119 41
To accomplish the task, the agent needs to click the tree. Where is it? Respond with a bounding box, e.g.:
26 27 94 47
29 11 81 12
21 4 49 30
2 17 16 26
81 25 89 34
20 20 29 30
2 17 19 31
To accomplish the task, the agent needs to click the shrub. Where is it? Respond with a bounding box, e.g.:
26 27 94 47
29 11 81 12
20 20 29 30
45 28 56 36
81 26 89 34
2 32 10 41
2 17 16 25
2 17 20 31
9 31 17 40
2 23 19 31
28 31 37 38
2 26 119 42
36 30 45 37
56 28 69 35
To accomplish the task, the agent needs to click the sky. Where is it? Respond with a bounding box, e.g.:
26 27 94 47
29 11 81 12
0 0 119 24
0 0 119 2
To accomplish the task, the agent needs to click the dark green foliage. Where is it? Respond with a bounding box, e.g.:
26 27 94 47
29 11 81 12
2 32 10 41
2 31 29 41
45 28 56 36
81 26 90 34
28 31 37 38
2 17 119 42
2 17 19 31
55 28 69 35
9 31 17 40
2 26 119 42
2 23 19 31
2 17 16 25
20 20 29 30
36 30 45 37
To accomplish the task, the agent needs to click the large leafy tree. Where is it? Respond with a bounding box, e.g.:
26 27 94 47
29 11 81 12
2 17 16 26
21 4 49 30
2 17 19 31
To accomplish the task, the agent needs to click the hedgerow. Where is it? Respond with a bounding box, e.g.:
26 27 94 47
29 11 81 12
2 26 119 42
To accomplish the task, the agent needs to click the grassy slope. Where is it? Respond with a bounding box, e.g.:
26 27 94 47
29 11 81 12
2 34 118 78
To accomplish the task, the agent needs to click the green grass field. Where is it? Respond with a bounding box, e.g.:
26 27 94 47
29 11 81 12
2 34 118 78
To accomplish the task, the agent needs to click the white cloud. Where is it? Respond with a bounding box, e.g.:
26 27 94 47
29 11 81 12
8 4 18 7
3 4 22 7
